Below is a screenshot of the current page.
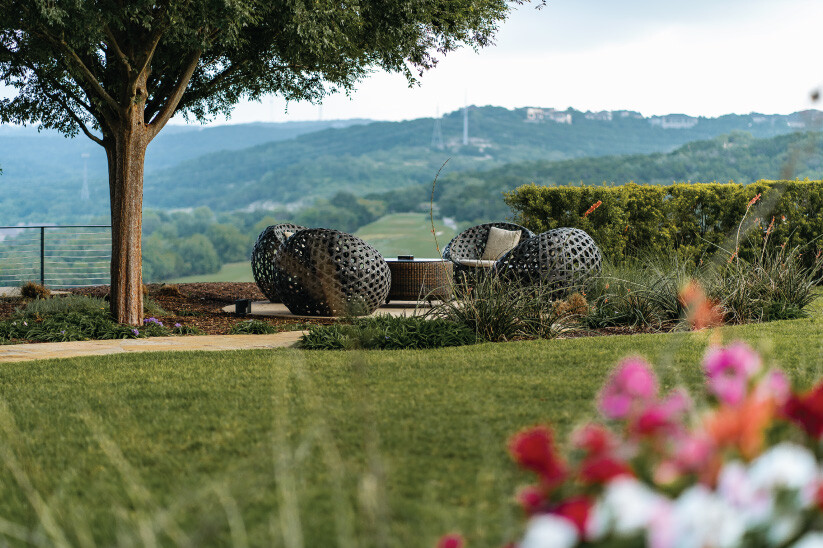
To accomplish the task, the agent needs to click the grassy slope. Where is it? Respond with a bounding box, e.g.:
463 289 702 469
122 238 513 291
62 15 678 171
1 317 823 546
169 261 254 283
355 213 457 259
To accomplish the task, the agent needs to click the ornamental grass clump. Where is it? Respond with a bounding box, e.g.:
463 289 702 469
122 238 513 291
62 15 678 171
430 272 580 342
442 340 823 548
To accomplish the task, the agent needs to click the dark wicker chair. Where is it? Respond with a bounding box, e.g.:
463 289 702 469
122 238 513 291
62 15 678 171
251 223 307 302
495 227 602 290
442 222 535 279
272 228 391 316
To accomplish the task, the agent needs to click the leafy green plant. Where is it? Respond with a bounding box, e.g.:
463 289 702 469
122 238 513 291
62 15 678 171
229 320 279 335
299 315 476 350
171 323 203 335
21 295 109 317
143 297 167 317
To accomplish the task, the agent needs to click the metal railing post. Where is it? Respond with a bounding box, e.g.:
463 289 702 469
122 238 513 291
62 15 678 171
40 227 45 286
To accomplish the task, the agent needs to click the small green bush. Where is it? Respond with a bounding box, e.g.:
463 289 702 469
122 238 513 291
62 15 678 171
19 281 50 300
229 319 279 335
21 295 109 317
300 315 477 350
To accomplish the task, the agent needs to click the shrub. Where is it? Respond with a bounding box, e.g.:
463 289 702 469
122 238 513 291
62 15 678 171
19 281 50 300
505 180 823 267
299 315 477 350
229 319 279 335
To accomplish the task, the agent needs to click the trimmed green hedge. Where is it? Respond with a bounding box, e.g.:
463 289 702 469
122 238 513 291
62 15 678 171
504 180 823 264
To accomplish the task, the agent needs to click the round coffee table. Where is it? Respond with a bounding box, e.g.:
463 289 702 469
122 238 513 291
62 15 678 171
385 258 453 303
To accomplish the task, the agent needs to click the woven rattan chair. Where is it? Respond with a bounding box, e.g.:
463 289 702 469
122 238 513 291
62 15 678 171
251 223 307 302
442 222 535 279
495 227 602 290
272 228 391 316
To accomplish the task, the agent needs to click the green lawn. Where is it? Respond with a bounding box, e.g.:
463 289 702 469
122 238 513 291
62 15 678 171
356 212 457 259
1 316 823 546
169 261 253 283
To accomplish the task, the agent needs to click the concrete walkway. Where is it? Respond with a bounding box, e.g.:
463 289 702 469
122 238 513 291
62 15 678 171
0 331 306 363
221 300 434 318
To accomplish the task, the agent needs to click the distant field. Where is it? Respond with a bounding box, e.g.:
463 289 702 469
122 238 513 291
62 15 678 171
169 261 253 283
356 212 457 259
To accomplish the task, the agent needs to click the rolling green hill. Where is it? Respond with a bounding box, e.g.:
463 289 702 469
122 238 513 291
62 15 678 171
141 107 812 212
435 131 823 223
0 106 817 225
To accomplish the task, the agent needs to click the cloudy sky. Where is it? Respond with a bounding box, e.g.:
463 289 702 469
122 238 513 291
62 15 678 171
209 0 823 124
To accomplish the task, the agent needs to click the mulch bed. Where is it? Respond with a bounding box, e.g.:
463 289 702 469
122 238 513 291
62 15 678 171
0 283 333 336
0 282 655 340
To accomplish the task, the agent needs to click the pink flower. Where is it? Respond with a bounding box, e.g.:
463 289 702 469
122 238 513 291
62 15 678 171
598 358 658 419
703 343 762 406
436 534 464 548
756 369 791 404
553 496 593 537
631 389 691 438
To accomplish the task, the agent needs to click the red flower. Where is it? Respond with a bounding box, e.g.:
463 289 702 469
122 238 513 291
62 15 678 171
783 382 823 438
436 533 464 548
579 454 633 485
516 485 546 516
508 425 567 487
571 423 616 456
553 496 593 537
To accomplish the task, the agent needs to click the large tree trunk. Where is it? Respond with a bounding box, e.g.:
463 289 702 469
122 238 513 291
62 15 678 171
107 107 149 325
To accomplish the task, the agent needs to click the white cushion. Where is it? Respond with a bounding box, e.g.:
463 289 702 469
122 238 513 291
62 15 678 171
481 227 521 260
457 259 497 268
283 231 295 239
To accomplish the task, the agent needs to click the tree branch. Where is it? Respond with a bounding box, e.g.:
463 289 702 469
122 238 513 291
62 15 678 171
103 24 133 73
147 49 201 140
32 30 122 115
42 90 105 146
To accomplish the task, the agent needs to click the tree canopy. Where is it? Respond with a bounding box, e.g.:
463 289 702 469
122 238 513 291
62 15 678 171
0 0 515 139
0 0 525 324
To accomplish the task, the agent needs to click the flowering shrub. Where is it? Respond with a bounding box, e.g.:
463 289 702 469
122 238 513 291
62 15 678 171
502 341 823 548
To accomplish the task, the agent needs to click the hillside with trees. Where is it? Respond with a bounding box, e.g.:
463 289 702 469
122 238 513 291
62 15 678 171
0 107 816 225
434 131 823 223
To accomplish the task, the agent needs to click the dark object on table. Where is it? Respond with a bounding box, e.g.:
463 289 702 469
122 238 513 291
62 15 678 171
251 223 306 302
272 228 391 316
385 259 453 302
496 227 602 289
234 299 252 316
442 222 535 279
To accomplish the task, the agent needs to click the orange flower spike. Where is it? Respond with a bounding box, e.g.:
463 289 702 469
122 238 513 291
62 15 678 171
583 200 603 218
747 193 762 208
766 216 775 235
679 279 723 330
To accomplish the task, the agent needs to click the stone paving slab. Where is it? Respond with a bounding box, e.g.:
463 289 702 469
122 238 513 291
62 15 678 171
0 331 306 363
222 300 435 319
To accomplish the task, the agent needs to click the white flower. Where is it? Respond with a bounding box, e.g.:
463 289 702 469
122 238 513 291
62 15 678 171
520 514 578 548
792 532 823 548
587 477 669 540
717 461 773 526
748 443 818 506
672 485 746 548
